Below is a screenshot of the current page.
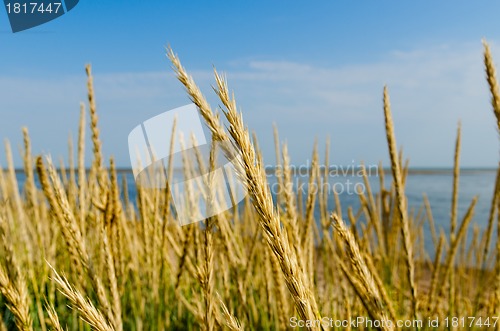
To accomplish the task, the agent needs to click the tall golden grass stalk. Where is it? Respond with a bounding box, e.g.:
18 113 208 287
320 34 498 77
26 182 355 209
41 156 115 328
331 214 394 331
427 231 446 312
50 265 114 331
0 266 32 331
168 48 321 328
483 40 500 129
449 122 461 323
85 64 104 176
77 103 87 231
0 215 33 331
433 197 477 314
483 39 500 327
382 86 418 319
45 303 65 331
216 293 243 331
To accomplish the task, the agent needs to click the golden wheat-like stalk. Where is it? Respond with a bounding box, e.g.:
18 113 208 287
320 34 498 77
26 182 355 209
281 143 304 272
450 122 461 236
362 251 397 322
77 102 87 231
481 166 500 269
0 216 33 331
216 292 243 331
85 64 104 174
101 224 122 331
432 197 477 314
49 265 115 331
448 122 461 320
383 86 418 318
197 140 218 331
4 140 33 261
483 40 500 129
0 313 7 331
42 156 115 328
45 303 65 331
0 266 32 331
22 128 38 219
331 213 394 330
215 70 323 325
168 48 321 328
427 232 445 312
423 194 438 249
166 48 226 142
483 40 500 325
35 156 85 277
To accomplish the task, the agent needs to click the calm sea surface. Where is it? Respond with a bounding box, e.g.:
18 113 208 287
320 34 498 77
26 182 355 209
265 169 496 232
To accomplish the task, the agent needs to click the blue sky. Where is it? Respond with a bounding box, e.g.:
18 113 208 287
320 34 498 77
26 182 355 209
1 1 500 168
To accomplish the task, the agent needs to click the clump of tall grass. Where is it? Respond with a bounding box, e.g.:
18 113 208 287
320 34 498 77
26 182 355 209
0 41 498 331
